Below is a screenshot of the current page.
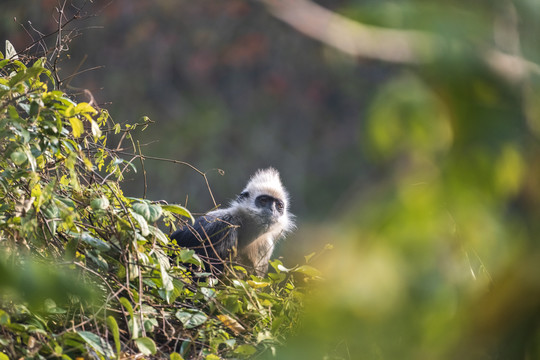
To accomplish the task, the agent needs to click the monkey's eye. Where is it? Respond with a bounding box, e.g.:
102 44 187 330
255 195 272 208
275 201 284 212
238 191 250 200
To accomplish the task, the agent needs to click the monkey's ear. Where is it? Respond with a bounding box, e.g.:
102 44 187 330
237 191 249 201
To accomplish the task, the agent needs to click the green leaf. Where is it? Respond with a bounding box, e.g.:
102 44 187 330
132 201 162 222
44 298 66 314
135 337 157 355
148 225 168 245
106 316 121 358
293 265 322 278
0 352 9 360
90 196 110 210
77 331 115 358
75 102 97 114
130 209 149 237
119 297 139 339
10 149 27 165
178 249 195 262
175 309 208 329
175 249 203 267
161 204 194 224
119 297 134 318
75 232 111 252
155 248 173 294
234 344 257 356
0 309 10 325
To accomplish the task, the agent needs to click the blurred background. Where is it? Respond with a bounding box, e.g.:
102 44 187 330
2 0 540 358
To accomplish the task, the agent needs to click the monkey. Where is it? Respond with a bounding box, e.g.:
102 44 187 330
171 168 294 276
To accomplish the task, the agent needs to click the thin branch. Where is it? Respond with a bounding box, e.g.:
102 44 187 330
137 140 148 199
114 151 220 208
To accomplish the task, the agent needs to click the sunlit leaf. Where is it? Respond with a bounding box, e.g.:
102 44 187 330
161 204 194 224
75 102 97 114
293 265 322 278
247 280 270 289
5 40 18 60
68 117 84 138
90 119 102 140
217 314 245 334
170 352 184 360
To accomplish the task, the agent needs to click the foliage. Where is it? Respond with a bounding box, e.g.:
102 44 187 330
273 2 540 360
0 43 317 359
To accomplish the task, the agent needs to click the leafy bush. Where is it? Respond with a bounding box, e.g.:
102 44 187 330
0 42 317 359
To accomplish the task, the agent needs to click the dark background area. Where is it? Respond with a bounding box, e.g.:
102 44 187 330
0 0 391 222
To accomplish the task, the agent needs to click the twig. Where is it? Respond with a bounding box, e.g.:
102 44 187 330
113 151 221 208
137 141 148 199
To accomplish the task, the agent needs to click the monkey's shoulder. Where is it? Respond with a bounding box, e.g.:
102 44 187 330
170 211 240 246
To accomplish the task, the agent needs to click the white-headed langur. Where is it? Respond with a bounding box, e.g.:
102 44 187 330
171 168 294 276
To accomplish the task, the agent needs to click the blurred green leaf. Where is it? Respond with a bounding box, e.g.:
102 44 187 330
90 196 110 211
175 309 208 329
170 352 184 360
106 316 121 358
135 337 157 355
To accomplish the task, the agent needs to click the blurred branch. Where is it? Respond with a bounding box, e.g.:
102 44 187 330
259 0 433 65
260 0 540 81
484 49 540 83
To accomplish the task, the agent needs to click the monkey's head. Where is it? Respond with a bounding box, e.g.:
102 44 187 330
233 168 294 233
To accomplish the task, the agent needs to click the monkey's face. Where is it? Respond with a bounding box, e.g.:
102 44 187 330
255 194 285 217
237 191 287 226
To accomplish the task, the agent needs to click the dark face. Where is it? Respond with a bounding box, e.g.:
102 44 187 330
255 194 285 216
238 191 285 217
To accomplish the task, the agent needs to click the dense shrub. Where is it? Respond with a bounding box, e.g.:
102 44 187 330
0 42 318 359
